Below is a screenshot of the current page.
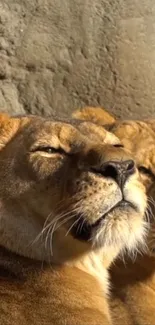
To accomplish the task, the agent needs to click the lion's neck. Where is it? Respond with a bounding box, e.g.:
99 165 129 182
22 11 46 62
0 207 95 263
71 250 110 294
0 245 42 281
0 207 50 262
0 207 117 294
0 244 110 297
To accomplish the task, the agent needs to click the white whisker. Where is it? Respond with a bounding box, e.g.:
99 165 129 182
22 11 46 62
65 216 82 237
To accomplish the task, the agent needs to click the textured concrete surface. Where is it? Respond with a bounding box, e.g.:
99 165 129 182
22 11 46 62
0 0 155 119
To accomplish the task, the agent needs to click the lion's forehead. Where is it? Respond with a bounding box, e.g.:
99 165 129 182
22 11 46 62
31 120 79 137
77 121 120 145
21 118 120 149
0 114 123 155
25 120 89 152
113 120 155 140
114 121 146 137
112 120 155 172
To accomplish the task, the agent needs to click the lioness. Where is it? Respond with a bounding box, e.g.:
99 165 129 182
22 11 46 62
0 112 146 325
73 106 155 325
111 118 155 325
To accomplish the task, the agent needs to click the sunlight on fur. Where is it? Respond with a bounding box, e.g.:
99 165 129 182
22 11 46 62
74 106 155 325
0 112 148 325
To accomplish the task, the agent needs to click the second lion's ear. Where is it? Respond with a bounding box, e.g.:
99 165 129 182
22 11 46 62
72 106 116 126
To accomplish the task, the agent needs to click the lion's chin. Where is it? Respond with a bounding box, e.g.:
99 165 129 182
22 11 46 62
70 202 147 254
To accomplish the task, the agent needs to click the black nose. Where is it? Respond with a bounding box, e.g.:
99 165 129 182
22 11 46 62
100 160 135 188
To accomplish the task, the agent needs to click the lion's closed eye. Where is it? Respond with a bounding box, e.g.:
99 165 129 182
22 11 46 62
138 166 154 178
113 144 124 148
31 146 66 155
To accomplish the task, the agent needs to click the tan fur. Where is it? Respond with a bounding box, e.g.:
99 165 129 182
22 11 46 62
110 119 155 325
0 112 147 324
73 106 115 125
73 107 155 325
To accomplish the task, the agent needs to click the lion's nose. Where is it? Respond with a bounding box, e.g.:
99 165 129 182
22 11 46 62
94 160 135 189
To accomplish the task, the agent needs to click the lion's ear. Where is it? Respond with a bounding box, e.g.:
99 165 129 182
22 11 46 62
0 112 10 123
72 106 116 126
0 113 12 133
0 112 21 146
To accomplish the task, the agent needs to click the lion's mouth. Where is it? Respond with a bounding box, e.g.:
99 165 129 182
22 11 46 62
71 200 136 242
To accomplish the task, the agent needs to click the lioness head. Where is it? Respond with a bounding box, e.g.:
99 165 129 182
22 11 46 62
74 107 155 256
0 113 146 265
111 119 155 255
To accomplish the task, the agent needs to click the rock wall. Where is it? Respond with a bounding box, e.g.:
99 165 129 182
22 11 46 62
1 0 155 119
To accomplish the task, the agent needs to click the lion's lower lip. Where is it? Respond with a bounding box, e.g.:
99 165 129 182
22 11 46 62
71 200 136 242
94 200 135 227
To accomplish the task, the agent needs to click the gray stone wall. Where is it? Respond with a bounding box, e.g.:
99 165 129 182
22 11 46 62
0 0 155 119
